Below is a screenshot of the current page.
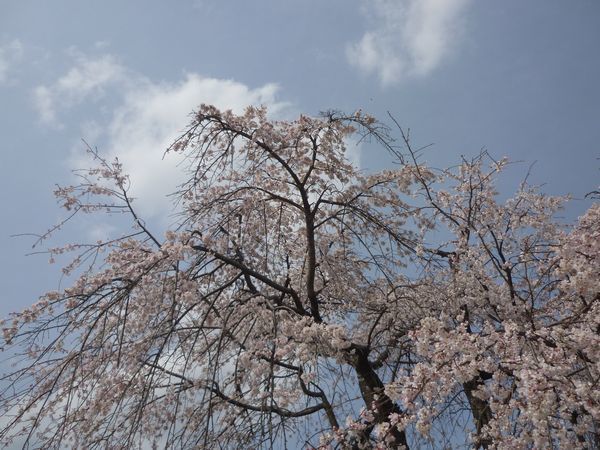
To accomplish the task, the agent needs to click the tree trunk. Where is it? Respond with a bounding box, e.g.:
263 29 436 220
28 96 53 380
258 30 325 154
348 345 409 449
463 376 492 449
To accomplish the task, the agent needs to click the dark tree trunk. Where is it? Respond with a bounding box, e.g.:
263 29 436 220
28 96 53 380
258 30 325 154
463 375 492 449
348 344 409 449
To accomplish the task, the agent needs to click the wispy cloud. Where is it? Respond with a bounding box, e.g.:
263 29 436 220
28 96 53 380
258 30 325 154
34 51 289 221
347 0 471 86
0 39 24 84
32 53 126 126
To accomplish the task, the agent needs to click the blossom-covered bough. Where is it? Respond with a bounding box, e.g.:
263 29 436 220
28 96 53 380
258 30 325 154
1 105 598 449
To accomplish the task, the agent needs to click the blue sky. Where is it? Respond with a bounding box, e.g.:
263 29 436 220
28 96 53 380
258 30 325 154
1 0 599 318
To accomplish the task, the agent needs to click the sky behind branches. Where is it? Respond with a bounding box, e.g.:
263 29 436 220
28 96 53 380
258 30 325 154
1 0 599 318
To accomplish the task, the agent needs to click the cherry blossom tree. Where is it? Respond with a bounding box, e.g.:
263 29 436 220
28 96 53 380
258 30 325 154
1 105 598 449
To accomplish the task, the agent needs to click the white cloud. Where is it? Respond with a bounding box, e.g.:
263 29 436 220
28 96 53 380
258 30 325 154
32 54 126 126
347 0 471 85
57 54 125 95
99 73 286 218
33 52 289 222
87 222 117 242
0 39 24 84
32 85 56 124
